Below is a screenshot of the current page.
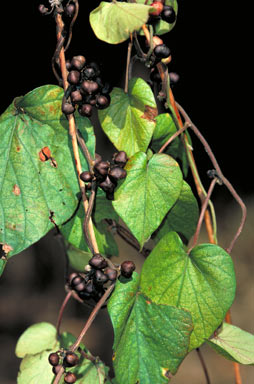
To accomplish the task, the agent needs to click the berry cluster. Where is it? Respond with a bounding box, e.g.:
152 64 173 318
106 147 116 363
38 1 77 18
80 151 128 200
68 254 118 302
149 1 176 25
62 55 112 117
48 350 79 383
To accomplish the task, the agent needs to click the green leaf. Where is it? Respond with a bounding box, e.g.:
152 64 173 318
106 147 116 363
207 322 254 365
15 322 57 358
89 1 152 44
61 202 119 257
153 181 199 243
0 85 95 261
98 78 157 157
17 349 59 384
108 273 193 384
140 231 236 350
67 243 92 271
113 152 183 248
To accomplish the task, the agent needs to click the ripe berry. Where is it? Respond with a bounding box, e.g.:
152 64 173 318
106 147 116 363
150 1 164 16
104 267 118 281
74 280 87 292
96 95 110 110
71 55 86 71
48 352 59 366
94 270 109 285
71 90 83 103
89 254 108 269
113 151 128 167
63 352 79 367
66 60 72 71
100 176 115 193
109 167 127 181
65 3 75 17
161 5 176 24
71 275 84 288
80 171 93 182
88 62 100 76
82 66 96 79
62 102 75 115
52 365 62 375
121 260 136 278
67 70 81 85
64 372 77 383
78 104 93 117
68 272 79 285
94 161 110 177
84 281 95 294
81 80 99 94
154 44 171 59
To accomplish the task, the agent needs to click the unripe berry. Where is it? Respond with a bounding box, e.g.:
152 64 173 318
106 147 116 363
48 352 59 367
64 372 77 383
89 254 108 269
63 352 79 367
150 1 164 16
67 70 81 85
121 260 136 278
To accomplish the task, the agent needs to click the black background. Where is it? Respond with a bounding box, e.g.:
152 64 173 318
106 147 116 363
0 1 251 196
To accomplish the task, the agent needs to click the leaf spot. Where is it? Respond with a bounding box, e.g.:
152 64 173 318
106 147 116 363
13 184 21 196
141 105 158 122
162 368 173 379
39 146 51 162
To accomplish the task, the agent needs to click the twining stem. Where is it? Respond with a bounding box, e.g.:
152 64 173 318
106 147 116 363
55 13 99 254
53 284 115 384
125 34 133 93
196 348 211 384
56 291 72 337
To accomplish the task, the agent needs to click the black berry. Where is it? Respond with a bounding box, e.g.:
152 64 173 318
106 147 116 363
89 254 108 269
94 161 110 177
64 372 77 383
71 90 83 103
94 270 109 285
81 80 99 94
96 95 110 110
121 260 136 278
80 171 93 182
104 267 118 281
68 272 79 285
65 3 75 17
71 275 84 288
63 352 79 367
52 365 62 375
84 281 95 294
74 280 87 292
67 70 81 85
100 176 115 193
48 352 59 366
113 151 128 167
154 44 171 59
62 102 75 115
83 66 96 80
71 55 86 71
161 5 176 24
78 104 93 117
109 167 127 181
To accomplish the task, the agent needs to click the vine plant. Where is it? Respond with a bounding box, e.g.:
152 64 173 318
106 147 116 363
0 1 253 383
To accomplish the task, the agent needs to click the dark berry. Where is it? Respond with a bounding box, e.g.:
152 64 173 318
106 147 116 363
66 60 72 71
104 267 118 281
101 82 112 95
169 72 180 85
63 352 79 367
96 95 110 110
83 66 96 80
94 153 102 165
52 365 62 375
65 3 75 17
78 104 93 117
95 77 104 89
48 352 59 366
150 1 164 16
81 80 99 94
68 272 79 285
71 90 83 103
161 5 176 24
94 161 110 177
89 254 108 269
88 62 100 76
74 280 87 292
100 176 115 193
71 55 86 71
67 70 81 85
84 281 95 294
62 102 75 115
71 275 84 288
94 270 109 285
113 151 128 167
64 372 77 384
80 171 93 182
109 166 127 181
154 44 171 59
121 260 136 278
78 290 91 300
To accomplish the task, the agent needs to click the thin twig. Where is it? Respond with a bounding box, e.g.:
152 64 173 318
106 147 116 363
176 102 247 254
158 123 190 154
56 291 72 337
125 34 133 93
83 181 97 254
64 0 79 52
76 129 94 173
196 348 211 384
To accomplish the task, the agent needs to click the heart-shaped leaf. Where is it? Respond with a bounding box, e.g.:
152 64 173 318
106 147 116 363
89 1 152 44
113 152 183 248
108 273 193 384
153 181 199 243
140 231 236 350
207 322 254 365
0 85 95 262
98 78 157 157
15 322 58 358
